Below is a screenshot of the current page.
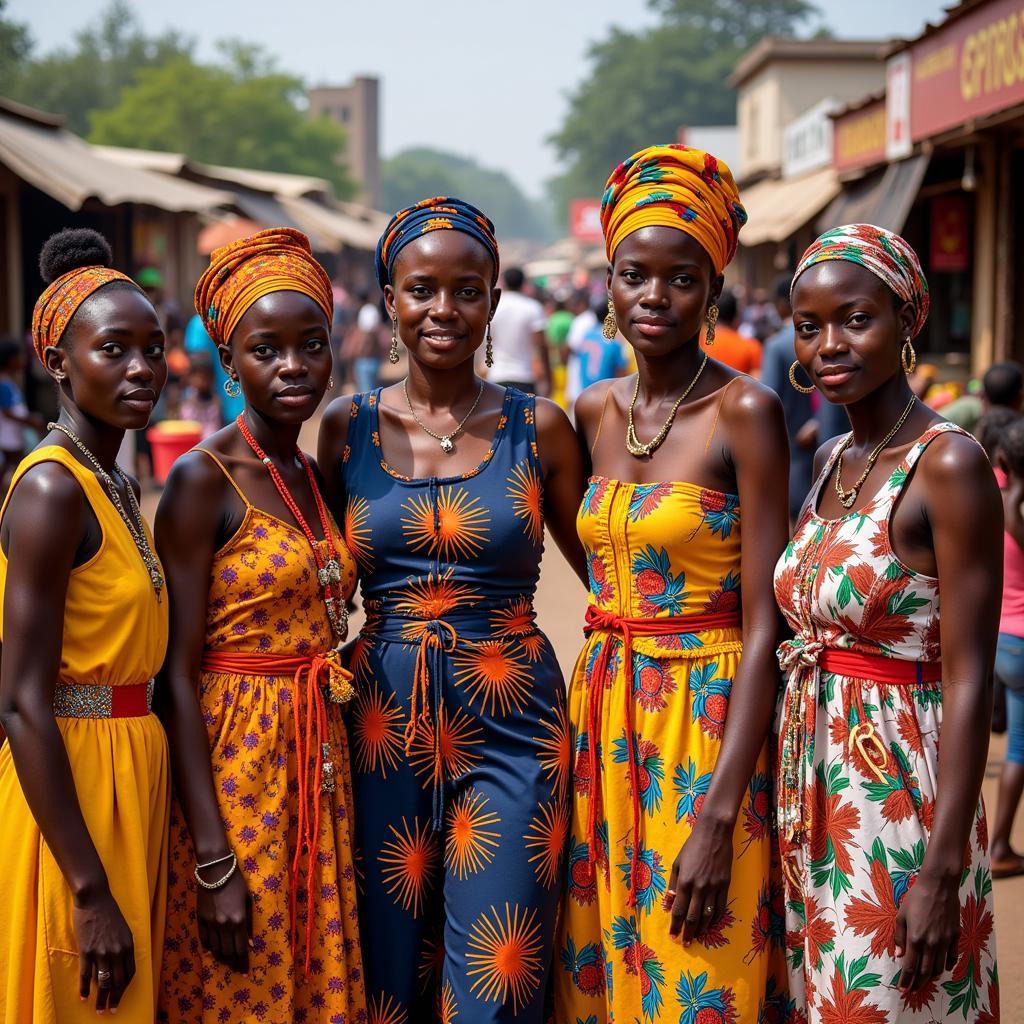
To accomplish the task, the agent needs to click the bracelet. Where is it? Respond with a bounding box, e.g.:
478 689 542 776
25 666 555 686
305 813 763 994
196 851 236 871
194 853 237 890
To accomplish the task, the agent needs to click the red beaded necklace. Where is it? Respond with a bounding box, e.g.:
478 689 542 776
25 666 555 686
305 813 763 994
236 414 347 641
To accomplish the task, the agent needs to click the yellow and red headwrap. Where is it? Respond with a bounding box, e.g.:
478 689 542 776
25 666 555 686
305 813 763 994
600 144 747 275
31 266 138 364
195 228 333 345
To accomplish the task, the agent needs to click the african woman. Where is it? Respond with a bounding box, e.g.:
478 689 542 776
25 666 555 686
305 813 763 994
0 228 169 1021
556 145 791 1024
156 229 365 1023
776 224 1001 1022
318 197 587 1023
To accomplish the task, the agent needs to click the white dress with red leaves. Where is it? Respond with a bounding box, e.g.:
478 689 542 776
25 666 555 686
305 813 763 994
773 422 999 1024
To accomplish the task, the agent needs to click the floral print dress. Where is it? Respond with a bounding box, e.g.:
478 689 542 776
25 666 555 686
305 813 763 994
557 475 782 1024
773 422 999 1024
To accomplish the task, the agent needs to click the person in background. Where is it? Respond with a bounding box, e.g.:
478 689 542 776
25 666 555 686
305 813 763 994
0 337 44 490
943 360 1024 434
184 312 246 423
177 353 223 440
566 287 598 354
740 286 780 342
545 287 574 366
761 275 849 520
487 265 552 395
988 415 1024 877
700 286 761 375
564 297 629 412
342 291 387 393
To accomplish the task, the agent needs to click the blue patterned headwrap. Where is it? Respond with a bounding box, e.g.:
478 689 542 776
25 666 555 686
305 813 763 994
374 196 500 291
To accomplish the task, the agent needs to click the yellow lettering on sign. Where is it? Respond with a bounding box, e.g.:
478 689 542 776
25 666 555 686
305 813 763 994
960 9 1024 101
836 108 886 164
915 43 956 82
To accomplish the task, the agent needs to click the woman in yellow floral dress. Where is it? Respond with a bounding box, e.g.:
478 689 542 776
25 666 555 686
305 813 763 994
556 146 791 1024
157 230 365 1023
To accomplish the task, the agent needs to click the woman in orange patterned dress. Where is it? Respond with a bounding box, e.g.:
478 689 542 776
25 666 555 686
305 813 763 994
156 230 365 1023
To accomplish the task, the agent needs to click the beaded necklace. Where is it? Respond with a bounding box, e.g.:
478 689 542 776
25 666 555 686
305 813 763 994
235 415 348 641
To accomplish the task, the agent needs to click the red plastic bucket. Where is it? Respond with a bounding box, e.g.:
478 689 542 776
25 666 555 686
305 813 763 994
147 420 203 484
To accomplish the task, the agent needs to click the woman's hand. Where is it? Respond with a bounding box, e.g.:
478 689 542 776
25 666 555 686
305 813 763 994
196 868 252 974
895 873 961 992
667 815 734 945
73 885 136 1013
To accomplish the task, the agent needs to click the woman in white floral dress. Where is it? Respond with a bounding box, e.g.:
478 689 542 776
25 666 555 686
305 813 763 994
773 224 1000 1024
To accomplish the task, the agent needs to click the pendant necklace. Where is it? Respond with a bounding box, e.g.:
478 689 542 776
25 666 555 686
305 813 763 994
403 377 485 454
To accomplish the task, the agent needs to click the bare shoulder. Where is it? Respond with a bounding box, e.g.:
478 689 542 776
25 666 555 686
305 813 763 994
574 378 620 432
6 459 86 515
320 393 359 449
533 395 575 435
159 449 229 514
918 427 997 491
720 374 785 426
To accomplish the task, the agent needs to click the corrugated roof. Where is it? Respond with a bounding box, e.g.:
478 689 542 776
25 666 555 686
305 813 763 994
739 166 840 246
0 109 231 213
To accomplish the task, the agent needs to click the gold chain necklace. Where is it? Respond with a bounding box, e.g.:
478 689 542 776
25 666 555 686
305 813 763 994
402 378 485 454
47 422 164 597
833 396 917 509
625 353 708 458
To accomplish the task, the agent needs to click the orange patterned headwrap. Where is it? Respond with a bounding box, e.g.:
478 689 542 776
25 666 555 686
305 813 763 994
31 266 138 364
600 144 747 275
195 228 333 345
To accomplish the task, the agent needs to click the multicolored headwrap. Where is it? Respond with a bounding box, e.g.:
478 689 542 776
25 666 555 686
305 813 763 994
375 196 499 290
195 228 333 345
31 266 139 364
600 144 747 275
793 223 931 339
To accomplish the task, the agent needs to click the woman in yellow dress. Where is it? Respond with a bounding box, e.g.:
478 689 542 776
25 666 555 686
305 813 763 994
156 229 365 1023
0 228 170 1021
556 146 791 1023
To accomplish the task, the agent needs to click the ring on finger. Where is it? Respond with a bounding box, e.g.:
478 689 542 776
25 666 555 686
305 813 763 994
704 904 715 915
97 969 112 987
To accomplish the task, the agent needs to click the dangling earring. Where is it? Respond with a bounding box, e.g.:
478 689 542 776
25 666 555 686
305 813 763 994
789 361 815 394
602 294 618 340
901 337 917 374
327 375 335 390
485 320 494 368
224 376 241 398
389 315 400 365
705 304 720 346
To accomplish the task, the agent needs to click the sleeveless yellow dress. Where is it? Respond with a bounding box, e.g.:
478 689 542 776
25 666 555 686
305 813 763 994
0 445 170 1023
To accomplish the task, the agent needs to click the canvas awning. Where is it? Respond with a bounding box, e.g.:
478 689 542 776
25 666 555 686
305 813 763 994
739 166 841 247
817 154 930 234
0 102 231 213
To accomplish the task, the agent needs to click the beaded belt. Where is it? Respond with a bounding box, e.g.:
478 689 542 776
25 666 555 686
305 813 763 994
53 679 155 719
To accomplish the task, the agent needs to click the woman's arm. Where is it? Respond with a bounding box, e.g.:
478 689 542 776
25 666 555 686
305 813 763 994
670 381 790 943
154 453 252 974
0 465 137 1012
894 434 1002 992
534 397 587 585
317 395 354 513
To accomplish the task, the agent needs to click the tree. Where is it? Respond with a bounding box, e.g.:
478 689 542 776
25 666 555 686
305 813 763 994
0 0 32 96
89 48 355 198
5 1 191 135
382 147 552 242
548 0 823 222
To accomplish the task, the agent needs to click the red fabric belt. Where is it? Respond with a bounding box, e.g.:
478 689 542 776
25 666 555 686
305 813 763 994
52 680 154 719
818 648 942 685
583 604 741 906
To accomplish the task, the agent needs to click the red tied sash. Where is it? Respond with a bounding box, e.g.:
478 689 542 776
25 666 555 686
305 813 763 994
583 604 741 906
201 650 354 975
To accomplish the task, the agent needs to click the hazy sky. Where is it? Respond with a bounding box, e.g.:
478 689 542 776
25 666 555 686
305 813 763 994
13 0 949 197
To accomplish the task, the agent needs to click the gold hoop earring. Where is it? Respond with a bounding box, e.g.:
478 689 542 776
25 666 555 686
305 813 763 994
224 377 241 398
901 338 917 375
485 320 494 368
602 295 618 340
705 304 719 346
789 361 815 394
389 316 400 365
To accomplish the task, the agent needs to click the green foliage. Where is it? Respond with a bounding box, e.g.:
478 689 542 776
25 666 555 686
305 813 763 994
381 147 551 242
89 47 355 197
548 0 824 223
0 1 32 96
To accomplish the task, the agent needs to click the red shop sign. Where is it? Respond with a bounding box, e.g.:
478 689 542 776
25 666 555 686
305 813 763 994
930 195 970 272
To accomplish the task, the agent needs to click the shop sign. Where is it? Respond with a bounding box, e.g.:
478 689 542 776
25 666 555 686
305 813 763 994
887 53 913 159
783 99 837 178
930 195 970 272
911 0 1024 140
833 97 887 173
569 199 603 244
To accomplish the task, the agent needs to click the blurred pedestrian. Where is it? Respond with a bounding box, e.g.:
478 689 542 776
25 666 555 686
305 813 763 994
761 275 848 520
0 336 44 490
545 287 574 366
564 297 629 412
342 291 387 392
566 287 597 353
488 266 552 395
184 312 246 422
177 353 223 439
943 360 1023 433
700 286 761 375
